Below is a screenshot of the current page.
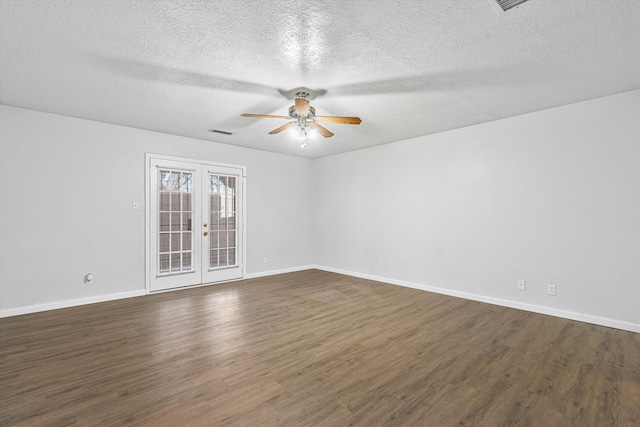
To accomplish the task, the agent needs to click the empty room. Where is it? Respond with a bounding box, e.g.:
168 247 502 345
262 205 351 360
1 0 639 425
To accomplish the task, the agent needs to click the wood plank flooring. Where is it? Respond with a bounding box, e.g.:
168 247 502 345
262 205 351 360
1 269 639 426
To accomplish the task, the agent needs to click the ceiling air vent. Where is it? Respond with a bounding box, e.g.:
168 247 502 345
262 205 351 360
495 0 530 12
208 129 232 136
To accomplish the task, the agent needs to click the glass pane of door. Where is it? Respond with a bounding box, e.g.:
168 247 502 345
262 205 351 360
208 173 238 270
157 169 194 274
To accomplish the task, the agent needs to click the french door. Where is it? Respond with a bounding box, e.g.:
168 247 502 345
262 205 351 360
147 155 245 292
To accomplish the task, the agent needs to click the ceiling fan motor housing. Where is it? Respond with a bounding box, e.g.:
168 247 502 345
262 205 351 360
289 105 316 119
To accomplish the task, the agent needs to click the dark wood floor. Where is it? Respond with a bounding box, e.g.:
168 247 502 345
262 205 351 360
1 269 639 426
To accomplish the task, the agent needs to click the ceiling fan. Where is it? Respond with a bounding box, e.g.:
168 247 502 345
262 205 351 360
241 91 361 138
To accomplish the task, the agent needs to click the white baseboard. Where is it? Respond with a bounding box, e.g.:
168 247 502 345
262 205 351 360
312 265 640 334
0 265 315 318
0 290 146 318
3 267 638 334
245 265 316 280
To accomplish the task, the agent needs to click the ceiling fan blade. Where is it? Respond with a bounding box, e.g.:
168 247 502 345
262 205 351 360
241 113 289 119
269 122 296 135
309 122 334 138
295 97 310 116
315 116 362 125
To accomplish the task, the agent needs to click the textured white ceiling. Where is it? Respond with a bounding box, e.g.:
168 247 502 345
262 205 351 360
1 0 639 158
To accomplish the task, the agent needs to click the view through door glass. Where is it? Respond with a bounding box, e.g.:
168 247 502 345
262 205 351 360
158 169 194 274
207 173 237 270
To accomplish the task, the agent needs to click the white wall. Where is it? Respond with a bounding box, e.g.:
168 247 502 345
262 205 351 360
0 106 314 312
313 90 640 330
2 91 639 331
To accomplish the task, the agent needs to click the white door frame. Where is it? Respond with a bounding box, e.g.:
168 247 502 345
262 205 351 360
145 153 246 294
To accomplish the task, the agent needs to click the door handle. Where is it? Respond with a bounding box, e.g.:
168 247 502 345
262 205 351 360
203 231 209 236
203 223 208 228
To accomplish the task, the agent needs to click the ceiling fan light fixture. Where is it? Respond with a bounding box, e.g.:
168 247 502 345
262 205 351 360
293 124 318 147
288 123 308 139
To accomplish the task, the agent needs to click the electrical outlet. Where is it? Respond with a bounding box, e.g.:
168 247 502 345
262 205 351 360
548 285 556 296
517 279 526 290
379 260 384 268
263 257 268 264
